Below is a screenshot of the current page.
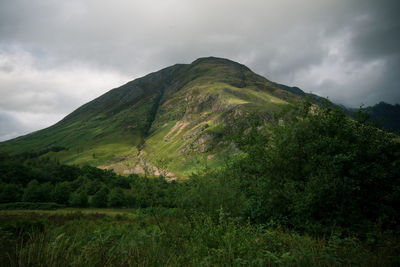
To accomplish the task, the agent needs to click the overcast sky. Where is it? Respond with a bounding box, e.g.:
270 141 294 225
0 0 399 141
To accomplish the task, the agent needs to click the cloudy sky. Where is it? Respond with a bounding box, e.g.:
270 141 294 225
0 0 399 141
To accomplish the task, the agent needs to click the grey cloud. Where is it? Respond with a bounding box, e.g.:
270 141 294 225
348 0 400 60
0 112 26 141
0 109 62 141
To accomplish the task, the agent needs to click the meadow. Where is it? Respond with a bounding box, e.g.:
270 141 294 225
1 208 399 266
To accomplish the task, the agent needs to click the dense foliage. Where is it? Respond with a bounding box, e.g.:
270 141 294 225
218 101 400 234
0 154 134 208
0 101 399 265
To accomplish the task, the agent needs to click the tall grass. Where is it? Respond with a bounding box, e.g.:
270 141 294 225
1 210 399 266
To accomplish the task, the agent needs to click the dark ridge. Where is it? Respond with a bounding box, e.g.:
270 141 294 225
272 82 306 97
144 88 165 138
368 102 400 133
191 56 251 71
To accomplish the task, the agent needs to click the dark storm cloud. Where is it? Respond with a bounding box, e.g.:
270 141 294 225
348 0 400 60
0 0 399 140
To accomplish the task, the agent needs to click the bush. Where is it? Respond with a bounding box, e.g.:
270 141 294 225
69 191 88 207
108 188 127 207
0 183 22 203
22 180 53 202
91 187 109 208
52 182 72 204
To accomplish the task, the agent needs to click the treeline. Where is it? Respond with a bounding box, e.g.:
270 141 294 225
17 146 67 159
0 155 135 208
1 100 399 237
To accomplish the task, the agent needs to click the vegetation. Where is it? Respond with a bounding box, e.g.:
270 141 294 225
1 101 399 265
0 154 134 208
1 209 399 266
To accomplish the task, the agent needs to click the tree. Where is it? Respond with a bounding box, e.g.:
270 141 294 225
108 188 126 207
52 182 72 204
0 183 22 203
221 100 400 233
69 191 88 207
91 187 109 207
22 180 51 202
155 156 171 178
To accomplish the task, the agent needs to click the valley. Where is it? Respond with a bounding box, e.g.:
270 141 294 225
1 57 399 266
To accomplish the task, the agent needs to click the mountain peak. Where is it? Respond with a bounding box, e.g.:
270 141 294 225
0 57 307 178
192 56 236 64
191 56 250 70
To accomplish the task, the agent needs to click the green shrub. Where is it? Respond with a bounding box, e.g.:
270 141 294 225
0 183 22 203
69 191 88 207
108 188 127 207
51 181 72 204
91 187 109 208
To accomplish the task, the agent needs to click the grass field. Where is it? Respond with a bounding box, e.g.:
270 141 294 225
1 208 399 266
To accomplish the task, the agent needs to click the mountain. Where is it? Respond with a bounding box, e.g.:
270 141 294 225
0 57 313 178
368 102 400 133
345 102 400 133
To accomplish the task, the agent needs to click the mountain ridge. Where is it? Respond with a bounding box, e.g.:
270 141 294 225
5 56 395 178
348 101 400 133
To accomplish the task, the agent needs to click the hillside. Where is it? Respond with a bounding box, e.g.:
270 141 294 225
368 102 400 133
0 57 307 178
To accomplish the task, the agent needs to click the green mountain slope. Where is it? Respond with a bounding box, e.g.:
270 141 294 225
0 57 305 178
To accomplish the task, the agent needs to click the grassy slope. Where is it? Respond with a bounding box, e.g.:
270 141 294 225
0 64 185 166
139 58 300 177
0 57 302 177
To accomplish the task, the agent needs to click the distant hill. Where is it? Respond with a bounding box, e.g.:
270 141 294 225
346 102 400 133
368 102 400 133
